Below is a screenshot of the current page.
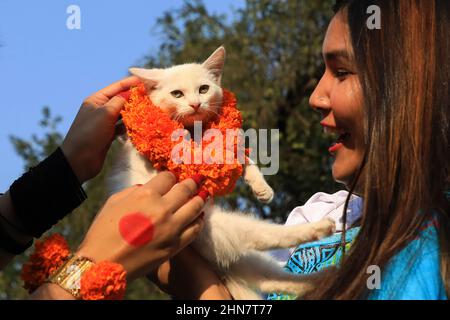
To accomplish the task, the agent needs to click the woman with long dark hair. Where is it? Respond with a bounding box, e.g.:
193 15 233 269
153 0 450 299
305 0 450 299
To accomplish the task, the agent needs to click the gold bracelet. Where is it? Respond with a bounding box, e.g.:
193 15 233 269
47 254 94 299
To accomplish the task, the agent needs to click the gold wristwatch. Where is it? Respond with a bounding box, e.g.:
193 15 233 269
47 254 94 299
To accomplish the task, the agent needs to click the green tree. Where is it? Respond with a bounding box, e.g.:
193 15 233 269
0 0 338 299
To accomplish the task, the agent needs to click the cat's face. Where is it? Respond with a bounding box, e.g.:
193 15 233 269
129 46 225 128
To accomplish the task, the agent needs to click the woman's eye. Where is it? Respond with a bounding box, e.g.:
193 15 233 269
335 69 352 79
199 85 209 94
171 90 184 98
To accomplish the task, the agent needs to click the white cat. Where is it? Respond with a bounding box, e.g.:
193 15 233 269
110 46 335 299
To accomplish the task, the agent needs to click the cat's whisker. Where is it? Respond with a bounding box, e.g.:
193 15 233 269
207 104 223 108
175 114 184 122
206 110 221 117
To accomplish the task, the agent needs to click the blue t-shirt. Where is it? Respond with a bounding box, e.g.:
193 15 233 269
267 218 447 300
368 218 446 300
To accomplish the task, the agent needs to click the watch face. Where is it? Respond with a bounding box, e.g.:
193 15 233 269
48 255 94 298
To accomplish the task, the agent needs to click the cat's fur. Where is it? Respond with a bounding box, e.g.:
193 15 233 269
111 46 335 299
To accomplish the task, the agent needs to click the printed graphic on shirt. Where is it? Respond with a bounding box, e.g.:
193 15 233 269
267 227 360 300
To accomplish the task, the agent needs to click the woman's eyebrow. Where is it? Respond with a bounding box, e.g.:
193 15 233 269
323 49 352 61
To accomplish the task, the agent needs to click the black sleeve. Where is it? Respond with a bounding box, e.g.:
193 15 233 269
9 147 87 238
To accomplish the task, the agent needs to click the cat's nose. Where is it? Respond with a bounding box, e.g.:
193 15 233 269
190 103 201 111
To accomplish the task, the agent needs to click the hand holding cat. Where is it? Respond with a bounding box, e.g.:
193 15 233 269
76 171 207 281
61 76 140 183
149 246 232 299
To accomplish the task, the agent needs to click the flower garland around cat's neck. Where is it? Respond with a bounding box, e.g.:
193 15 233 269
121 83 248 196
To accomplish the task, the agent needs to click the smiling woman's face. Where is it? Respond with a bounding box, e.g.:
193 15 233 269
309 11 366 189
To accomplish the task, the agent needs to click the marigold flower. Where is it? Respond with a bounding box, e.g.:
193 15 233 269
80 261 127 300
21 233 70 293
121 83 248 196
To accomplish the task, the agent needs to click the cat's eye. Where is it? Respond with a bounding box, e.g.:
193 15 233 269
171 90 184 98
199 85 209 94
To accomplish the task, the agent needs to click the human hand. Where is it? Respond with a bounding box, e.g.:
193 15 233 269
76 172 207 281
149 246 232 300
61 76 139 183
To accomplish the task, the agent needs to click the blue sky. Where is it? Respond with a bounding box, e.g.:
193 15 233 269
0 0 244 191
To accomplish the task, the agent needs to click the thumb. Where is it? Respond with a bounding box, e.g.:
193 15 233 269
103 96 127 117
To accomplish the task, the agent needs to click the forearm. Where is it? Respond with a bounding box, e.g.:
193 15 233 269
0 247 14 270
0 148 87 270
29 283 76 300
0 192 33 239
153 248 232 300
197 280 233 300
9 147 87 239
155 264 231 300
0 192 33 270
0 193 18 268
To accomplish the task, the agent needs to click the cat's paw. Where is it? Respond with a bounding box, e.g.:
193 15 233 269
312 218 336 240
243 164 274 203
252 183 274 203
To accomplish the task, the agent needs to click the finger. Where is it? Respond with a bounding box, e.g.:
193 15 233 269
103 96 126 117
84 77 140 107
177 216 205 248
97 76 140 99
162 178 200 213
142 171 177 196
172 195 205 230
116 90 131 101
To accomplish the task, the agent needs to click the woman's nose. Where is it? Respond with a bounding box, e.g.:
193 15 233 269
309 81 331 117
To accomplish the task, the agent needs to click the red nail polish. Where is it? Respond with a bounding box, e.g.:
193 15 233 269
136 184 143 187
117 90 131 101
196 190 209 202
190 174 205 187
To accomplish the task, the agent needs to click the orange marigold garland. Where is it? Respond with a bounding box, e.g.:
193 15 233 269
121 83 248 196
80 261 127 300
21 233 127 300
21 233 70 293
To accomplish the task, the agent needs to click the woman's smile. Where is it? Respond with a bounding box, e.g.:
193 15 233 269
309 11 366 189
320 121 351 154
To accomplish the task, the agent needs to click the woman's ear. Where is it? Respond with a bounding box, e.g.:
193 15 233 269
129 68 164 90
202 46 226 85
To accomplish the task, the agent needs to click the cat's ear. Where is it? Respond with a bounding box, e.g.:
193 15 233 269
202 46 226 85
129 68 164 89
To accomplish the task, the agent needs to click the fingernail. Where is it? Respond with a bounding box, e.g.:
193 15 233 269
190 174 205 187
196 190 209 202
117 90 131 101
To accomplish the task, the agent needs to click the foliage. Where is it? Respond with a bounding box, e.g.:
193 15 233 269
0 0 339 299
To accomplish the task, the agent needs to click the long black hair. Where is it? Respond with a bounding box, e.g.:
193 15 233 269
306 0 450 299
